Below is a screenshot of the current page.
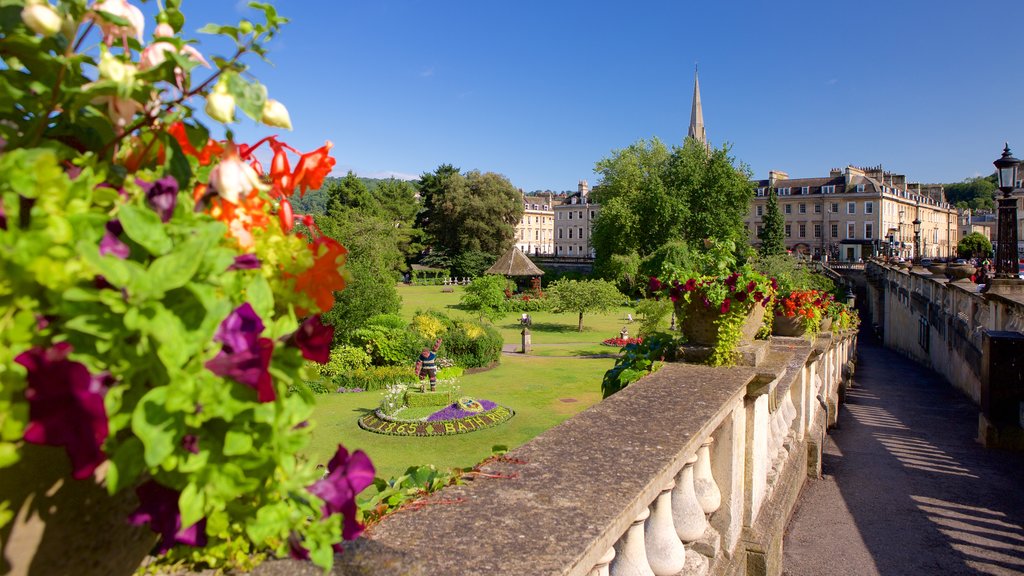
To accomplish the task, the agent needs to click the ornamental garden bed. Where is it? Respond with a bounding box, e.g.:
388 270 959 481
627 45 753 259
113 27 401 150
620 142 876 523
359 385 514 437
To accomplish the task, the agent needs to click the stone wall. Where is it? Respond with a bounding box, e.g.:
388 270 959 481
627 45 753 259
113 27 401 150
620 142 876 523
255 333 858 576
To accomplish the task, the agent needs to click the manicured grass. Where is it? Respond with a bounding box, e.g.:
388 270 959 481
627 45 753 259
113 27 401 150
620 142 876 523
306 354 613 481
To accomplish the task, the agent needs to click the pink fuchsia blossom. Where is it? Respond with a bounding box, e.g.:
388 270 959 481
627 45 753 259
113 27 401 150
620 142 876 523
90 0 144 44
128 480 207 554
99 219 130 259
205 304 276 402
138 176 178 222
208 150 268 204
139 23 210 71
309 445 375 541
291 315 333 363
15 343 109 479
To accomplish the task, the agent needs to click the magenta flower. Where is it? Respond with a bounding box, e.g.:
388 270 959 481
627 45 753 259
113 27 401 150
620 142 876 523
99 219 130 259
734 291 748 303
754 290 765 303
668 285 681 303
648 277 663 293
746 281 757 293
720 299 731 314
128 480 207 554
309 445 375 541
292 315 334 363
0 197 5 230
138 176 178 223
683 278 697 292
770 278 779 291
15 343 109 480
228 254 261 270
205 304 277 403
724 272 739 291
181 434 199 454
288 532 311 560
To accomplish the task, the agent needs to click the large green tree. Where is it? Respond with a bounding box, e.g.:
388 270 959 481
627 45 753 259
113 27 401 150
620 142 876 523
326 171 378 214
758 188 785 256
548 278 624 332
957 232 992 259
416 165 523 260
591 137 754 273
945 176 996 210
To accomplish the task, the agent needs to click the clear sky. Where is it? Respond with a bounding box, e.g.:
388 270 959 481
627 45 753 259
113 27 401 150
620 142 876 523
173 1 1024 191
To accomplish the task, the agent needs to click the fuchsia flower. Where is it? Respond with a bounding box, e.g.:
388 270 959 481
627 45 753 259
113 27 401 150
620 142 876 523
100 219 130 259
138 176 178 223
128 480 207 554
746 281 757 293
15 343 109 479
139 23 211 71
227 254 261 271
291 315 334 363
205 303 276 403
309 445 375 542
90 0 144 44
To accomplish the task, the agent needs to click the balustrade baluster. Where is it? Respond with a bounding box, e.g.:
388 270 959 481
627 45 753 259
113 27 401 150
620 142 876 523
645 481 686 576
671 455 707 542
610 508 655 576
693 437 721 515
589 547 616 576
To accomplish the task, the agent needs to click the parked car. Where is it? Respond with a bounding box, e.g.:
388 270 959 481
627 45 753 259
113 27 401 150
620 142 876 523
920 258 934 267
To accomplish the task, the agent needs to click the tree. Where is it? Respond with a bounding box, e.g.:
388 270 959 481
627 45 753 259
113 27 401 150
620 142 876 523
460 275 510 322
321 259 402 341
416 166 523 261
548 279 624 332
945 176 996 211
958 232 992 259
758 188 785 256
325 171 378 214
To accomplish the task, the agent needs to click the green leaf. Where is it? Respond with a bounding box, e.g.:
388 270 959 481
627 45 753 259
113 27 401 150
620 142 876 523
223 429 253 456
118 205 172 255
179 482 205 528
148 240 206 293
225 73 267 122
131 387 178 467
106 437 145 494
245 275 273 320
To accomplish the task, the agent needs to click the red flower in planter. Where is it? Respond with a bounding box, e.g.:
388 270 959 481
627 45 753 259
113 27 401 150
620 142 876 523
15 343 110 479
309 444 375 542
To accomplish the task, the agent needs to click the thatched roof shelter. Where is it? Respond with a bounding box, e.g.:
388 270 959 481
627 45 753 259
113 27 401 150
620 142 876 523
485 246 545 277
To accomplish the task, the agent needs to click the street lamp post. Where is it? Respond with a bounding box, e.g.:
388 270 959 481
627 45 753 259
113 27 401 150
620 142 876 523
913 217 922 264
993 144 1021 279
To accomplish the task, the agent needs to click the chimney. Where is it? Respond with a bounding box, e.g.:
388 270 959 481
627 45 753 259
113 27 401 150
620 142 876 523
578 179 589 197
768 170 788 185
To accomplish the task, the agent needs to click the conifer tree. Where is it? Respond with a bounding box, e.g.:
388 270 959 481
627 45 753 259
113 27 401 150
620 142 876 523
758 188 786 256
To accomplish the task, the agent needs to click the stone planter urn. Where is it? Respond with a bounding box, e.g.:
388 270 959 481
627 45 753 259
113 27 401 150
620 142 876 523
927 263 947 277
0 445 155 576
772 314 807 337
676 299 766 347
819 317 833 333
947 264 976 281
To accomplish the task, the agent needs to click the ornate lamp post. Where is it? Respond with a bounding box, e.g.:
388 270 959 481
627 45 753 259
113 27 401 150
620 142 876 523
913 217 922 264
993 144 1021 279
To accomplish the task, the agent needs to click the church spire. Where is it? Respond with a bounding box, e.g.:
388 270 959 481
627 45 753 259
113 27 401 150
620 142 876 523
688 65 707 149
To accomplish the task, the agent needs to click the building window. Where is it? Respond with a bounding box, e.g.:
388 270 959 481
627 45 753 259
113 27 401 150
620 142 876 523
831 202 839 213
815 204 822 214
568 212 573 220
847 202 856 214
801 186 809 195
847 222 855 239
535 231 539 240
814 224 822 238
831 224 838 238
799 224 806 238
785 224 792 237
799 203 806 214
856 184 865 193
578 227 583 239
578 211 583 219
757 225 764 236
822 185 835 194
785 204 792 214
568 246 574 254
590 211 595 219
757 187 766 197
865 222 873 239
756 205 763 217
865 202 873 214
568 229 573 239
558 229 563 239
778 187 791 196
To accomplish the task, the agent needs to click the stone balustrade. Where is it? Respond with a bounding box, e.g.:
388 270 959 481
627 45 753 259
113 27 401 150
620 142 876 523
863 261 1024 447
255 332 856 576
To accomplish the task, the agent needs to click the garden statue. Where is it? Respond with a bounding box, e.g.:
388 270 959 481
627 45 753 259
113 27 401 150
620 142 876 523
415 338 444 392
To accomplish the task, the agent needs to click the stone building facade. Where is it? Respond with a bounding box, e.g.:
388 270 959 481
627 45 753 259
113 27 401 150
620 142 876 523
554 180 600 258
746 165 958 261
514 192 555 255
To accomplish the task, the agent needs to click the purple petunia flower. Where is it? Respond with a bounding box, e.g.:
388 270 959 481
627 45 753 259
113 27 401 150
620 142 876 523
683 278 697 292
138 176 179 223
227 254 261 271
291 315 334 364
15 343 109 480
724 272 739 291
181 434 199 454
734 291 747 303
288 532 310 560
0 197 6 230
309 445 375 541
99 219 130 259
128 480 207 554
205 304 276 402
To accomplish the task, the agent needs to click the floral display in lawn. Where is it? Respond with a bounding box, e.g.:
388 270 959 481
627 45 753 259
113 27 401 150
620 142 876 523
427 399 497 421
602 337 644 347
0 1 370 572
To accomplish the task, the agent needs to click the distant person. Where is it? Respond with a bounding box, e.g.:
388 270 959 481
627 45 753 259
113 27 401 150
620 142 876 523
626 313 633 323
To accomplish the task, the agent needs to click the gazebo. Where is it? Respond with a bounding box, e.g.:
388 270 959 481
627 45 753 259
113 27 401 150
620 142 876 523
485 246 544 292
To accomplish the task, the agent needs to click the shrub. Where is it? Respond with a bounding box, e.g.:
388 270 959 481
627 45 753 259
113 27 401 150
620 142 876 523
338 366 419 391
410 313 446 341
349 326 421 367
442 319 503 368
460 275 510 321
365 314 407 330
311 345 373 381
506 294 552 312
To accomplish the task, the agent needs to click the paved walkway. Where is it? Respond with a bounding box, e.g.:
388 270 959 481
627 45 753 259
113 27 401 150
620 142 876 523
784 331 1024 575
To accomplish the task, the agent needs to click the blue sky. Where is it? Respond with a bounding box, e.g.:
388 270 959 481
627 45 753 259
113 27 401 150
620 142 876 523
172 1 1024 190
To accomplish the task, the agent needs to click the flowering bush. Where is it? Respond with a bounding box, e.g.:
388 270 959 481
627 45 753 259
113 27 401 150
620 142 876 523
602 337 644 347
775 289 831 336
0 1 371 571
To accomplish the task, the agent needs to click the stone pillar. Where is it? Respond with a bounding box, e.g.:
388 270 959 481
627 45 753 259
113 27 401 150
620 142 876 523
589 547 616 576
671 456 706 542
710 404 745 557
645 482 686 576
611 508 656 576
744 389 770 526
521 327 532 353
693 438 721 515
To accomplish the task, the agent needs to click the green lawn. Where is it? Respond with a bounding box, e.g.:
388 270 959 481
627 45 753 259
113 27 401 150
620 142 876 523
304 284 631 480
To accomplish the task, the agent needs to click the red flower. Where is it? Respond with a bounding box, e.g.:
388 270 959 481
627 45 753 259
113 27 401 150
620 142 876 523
15 343 109 479
683 278 697 292
292 141 336 196
648 277 663 293
720 299 731 314
292 236 348 314
128 480 207 554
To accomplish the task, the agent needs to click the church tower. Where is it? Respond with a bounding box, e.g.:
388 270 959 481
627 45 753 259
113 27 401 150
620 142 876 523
688 66 708 149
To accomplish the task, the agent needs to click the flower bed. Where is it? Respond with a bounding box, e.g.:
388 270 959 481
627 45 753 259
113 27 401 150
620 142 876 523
602 337 644 347
359 402 514 436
